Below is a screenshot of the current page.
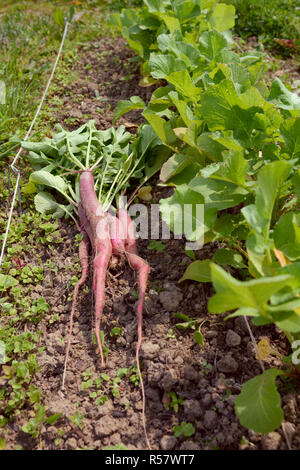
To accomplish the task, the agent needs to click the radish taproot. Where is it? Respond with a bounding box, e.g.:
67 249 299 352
23 121 158 449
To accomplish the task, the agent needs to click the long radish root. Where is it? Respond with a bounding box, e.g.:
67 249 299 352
126 251 151 450
78 202 94 249
79 171 112 366
93 215 112 367
118 208 151 449
118 208 138 255
62 231 89 389
64 172 151 448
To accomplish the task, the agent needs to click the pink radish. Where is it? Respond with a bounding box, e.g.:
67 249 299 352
64 171 151 448
106 212 126 255
79 171 112 367
118 208 151 449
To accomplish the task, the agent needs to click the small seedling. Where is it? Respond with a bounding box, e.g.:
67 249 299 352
173 422 195 438
147 240 165 252
164 392 184 413
70 411 85 429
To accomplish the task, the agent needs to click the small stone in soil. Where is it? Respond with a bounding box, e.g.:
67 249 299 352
113 297 128 315
94 416 119 437
145 387 160 402
261 432 281 450
206 330 218 339
183 364 198 382
160 369 178 391
225 329 241 347
140 341 160 359
217 355 238 374
179 441 201 450
65 437 78 450
184 399 203 420
98 399 114 416
203 409 218 429
201 393 212 408
160 435 177 450
225 395 237 407
159 289 183 312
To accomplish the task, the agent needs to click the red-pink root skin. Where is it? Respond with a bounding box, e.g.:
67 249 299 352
93 224 112 366
79 171 113 366
78 202 94 249
106 212 126 255
118 208 138 255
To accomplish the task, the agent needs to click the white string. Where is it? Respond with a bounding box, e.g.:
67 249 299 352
0 20 70 268
243 315 265 373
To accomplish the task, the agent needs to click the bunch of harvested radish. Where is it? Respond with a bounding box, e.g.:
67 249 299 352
22 120 167 449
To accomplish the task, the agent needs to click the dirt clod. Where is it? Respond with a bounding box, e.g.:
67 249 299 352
160 369 178 392
203 410 218 429
160 435 177 450
159 289 183 312
141 341 160 359
261 432 282 450
225 330 242 347
184 399 203 420
183 365 199 382
217 355 239 374
179 440 201 450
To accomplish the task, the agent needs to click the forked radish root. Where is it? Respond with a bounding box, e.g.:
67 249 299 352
63 171 151 448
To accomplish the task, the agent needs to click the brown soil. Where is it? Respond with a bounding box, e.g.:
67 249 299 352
3 36 300 451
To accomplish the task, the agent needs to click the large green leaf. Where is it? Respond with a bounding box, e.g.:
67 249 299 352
201 150 248 187
21 141 59 159
113 96 145 124
169 91 195 126
143 0 165 13
145 145 172 180
159 184 216 241
30 170 68 194
274 311 300 333
34 191 72 219
201 79 261 139
143 110 177 146
179 260 211 282
208 263 293 316
148 54 186 79
280 118 300 160
159 14 181 33
198 30 228 62
200 0 218 10
216 63 252 94
189 175 248 211
160 153 198 182
242 161 292 238
255 161 292 221
212 248 246 268
166 70 200 99
235 369 284 433
245 233 273 277
173 1 201 23
209 3 235 32
274 212 300 261
197 132 227 162
157 34 201 69
267 78 300 110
